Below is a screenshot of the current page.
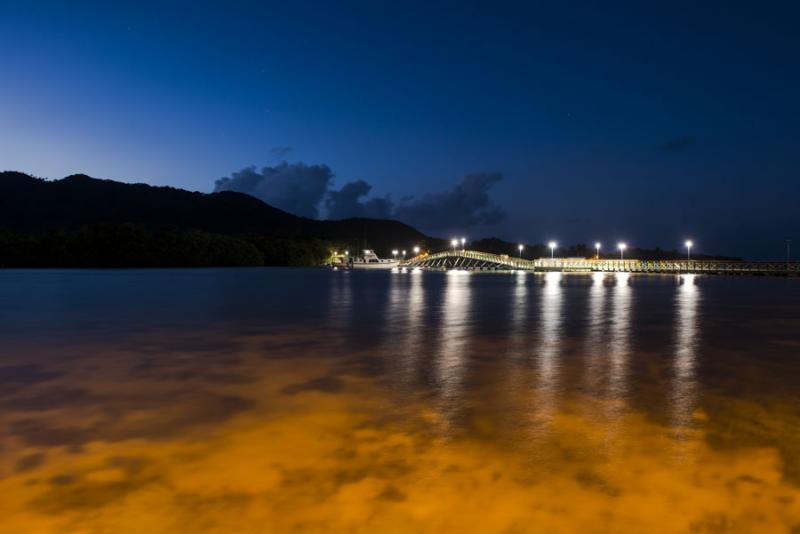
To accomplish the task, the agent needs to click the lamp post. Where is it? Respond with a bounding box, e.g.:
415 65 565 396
401 249 406 260
413 246 420 256
594 242 601 260
461 237 466 252
685 240 693 261
548 241 557 259
451 239 458 253
618 242 627 260
518 244 524 258
392 249 398 261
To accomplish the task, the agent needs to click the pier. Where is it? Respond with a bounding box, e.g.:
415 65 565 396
403 250 800 275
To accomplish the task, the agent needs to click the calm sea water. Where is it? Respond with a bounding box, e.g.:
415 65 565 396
1 268 800 532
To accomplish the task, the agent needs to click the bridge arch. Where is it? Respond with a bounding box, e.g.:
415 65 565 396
404 250 534 271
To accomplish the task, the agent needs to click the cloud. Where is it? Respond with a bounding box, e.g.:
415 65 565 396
660 136 696 152
214 162 333 218
394 172 506 230
325 179 394 219
214 161 506 232
326 173 506 231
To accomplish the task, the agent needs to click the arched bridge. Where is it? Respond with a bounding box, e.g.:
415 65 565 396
403 251 800 275
404 250 535 270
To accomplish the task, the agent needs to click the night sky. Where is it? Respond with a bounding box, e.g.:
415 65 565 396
2 1 798 258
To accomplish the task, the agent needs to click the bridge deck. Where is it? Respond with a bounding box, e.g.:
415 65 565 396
403 250 799 275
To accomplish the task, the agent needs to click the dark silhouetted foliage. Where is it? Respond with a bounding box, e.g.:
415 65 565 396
0 225 264 267
0 172 432 266
244 237 332 267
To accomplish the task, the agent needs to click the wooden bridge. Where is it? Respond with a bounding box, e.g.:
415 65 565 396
403 250 800 276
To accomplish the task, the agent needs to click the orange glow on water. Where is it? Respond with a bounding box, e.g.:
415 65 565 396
1 329 800 533
2 271 800 532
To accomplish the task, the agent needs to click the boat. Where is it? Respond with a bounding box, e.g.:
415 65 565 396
348 249 400 269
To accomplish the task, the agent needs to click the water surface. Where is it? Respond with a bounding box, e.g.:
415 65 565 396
1 268 800 532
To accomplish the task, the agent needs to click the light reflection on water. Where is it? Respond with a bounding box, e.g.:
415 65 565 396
327 268 352 331
1 268 800 532
435 271 471 422
532 272 562 434
604 272 632 448
584 272 607 397
608 272 632 402
508 271 528 361
672 274 700 439
403 270 425 386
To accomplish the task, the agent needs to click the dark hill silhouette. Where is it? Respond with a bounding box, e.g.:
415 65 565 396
0 171 433 254
0 171 732 266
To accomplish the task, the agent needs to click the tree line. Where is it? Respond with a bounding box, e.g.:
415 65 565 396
0 224 336 268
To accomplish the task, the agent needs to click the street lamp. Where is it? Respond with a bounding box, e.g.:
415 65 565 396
685 240 693 261
461 237 466 252
548 241 557 259
401 249 406 259
618 242 627 260
594 242 601 260
413 246 420 255
518 244 524 258
451 239 458 253
392 249 398 260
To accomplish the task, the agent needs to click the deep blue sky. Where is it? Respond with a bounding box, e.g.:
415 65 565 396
1 1 798 258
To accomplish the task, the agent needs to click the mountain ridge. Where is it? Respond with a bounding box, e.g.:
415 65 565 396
0 171 432 250
0 171 734 266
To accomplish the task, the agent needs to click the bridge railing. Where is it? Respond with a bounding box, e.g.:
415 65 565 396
405 250 536 270
404 251 800 275
537 258 800 273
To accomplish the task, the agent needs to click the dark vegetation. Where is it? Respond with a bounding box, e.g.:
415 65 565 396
0 171 732 267
0 224 264 267
0 172 434 267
